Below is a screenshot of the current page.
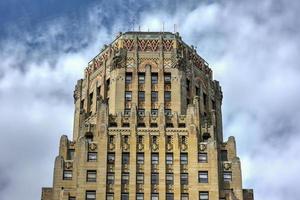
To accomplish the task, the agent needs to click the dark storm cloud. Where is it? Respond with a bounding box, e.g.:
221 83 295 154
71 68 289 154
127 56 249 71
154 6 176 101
0 0 299 200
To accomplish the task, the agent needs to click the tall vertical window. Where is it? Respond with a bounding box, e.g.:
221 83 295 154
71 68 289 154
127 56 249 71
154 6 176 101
186 79 190 91
86 191 96 200
166 153 173 165
151 73 158 84
137 153 144 165
221 150 228 161
86 170 97 182
180 153 188 165
199 192 209 200
203 93 207 107
67 149 75 160
138 73 145 84
122 153 130 165
97 85 101 97
166 173 174 185
198 153 207 163
151 153 159 165
151 173 159 185
138 91 145 101
107 173 114 184
106 79 110 92
125 91 132 101
125 72 132 84
136 173 144 184
122 173 129 184
180 173 188 185
89 92 94 106
198 171 208 183
223 171 232 182
151 91 158 102
196 86 200 96
164 91 171 101
164 73 171 84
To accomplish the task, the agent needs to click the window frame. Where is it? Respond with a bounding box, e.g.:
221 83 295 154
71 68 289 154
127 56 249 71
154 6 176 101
198 171 208 183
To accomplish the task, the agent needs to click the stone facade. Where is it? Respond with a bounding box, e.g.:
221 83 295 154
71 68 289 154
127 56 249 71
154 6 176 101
41 32 254 200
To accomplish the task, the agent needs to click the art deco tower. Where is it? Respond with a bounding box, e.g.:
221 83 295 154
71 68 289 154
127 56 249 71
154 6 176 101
41 32 254 200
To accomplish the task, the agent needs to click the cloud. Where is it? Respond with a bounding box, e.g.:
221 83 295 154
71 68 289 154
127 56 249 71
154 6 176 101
0 0 299 200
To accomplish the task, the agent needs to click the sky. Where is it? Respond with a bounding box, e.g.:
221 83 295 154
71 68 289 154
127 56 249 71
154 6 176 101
0 0 299 199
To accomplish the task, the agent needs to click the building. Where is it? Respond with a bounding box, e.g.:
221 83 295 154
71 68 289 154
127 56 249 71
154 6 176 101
41 32 254 200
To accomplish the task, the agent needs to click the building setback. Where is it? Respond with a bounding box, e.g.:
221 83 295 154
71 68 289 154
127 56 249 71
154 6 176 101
41 32 254 200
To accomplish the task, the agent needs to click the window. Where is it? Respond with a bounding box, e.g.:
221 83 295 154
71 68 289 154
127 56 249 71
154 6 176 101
152 73 158 84
88 152 97 162
151 123 158 127
198 171 208 183
63 170 72 180
223 171 232 182
166 173 174 185
69 197 76 200
186 79 190 91
199 192 209 200
137 153 144 165
122 153 130 165
164 73 171 84
198 153 207 163
151 153 159 165
122 173 129 184
86 191 96 200
151 193 159 200
181 193 189 200
212 100 216 110
151 173 159 185
121 193 129 200
125 91 132 101
151 91 158 102
96 85 101 97
138 91 145 101
86 170 97 182
164 91 171 101
125 72 132 84
106 79 110 91
137 173 144 184
138 73 145 84
106 193 114 200
166 193 174 200
196 86 200 96
109 135 115 143
165 109 172 116
151 109 158 116
80 99 84 109
67 149 75 160
107 153 115 164
166 153 173 165
136 193 144 200
86 134 93 143
107 173 114 184
180 153 188 165
89 92 93 106
203 93 207 106
221 150 228 161
181 173 188 185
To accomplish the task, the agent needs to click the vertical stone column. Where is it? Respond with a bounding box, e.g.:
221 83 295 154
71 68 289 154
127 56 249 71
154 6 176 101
173 133 181 199
144 133 151 200
114 133 122 200
129 132 137 199
159 132 166 200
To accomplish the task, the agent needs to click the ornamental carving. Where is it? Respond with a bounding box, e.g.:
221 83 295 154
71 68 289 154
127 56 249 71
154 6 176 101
111 49 126 71
223 162 232 170
88 143 97 151
123 39 134 51
199 143 207 151
163 40 173 51
138 39 159 51
64 161 73 170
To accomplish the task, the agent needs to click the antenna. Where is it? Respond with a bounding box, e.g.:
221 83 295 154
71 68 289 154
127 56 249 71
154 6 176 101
174 24 176 33
162 22 165 33
138 25 141 31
